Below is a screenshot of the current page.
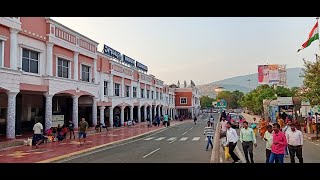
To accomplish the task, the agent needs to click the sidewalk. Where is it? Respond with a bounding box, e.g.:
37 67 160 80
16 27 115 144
0 120 190 163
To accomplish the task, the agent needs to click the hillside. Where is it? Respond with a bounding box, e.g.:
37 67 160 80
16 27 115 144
198 68 303 97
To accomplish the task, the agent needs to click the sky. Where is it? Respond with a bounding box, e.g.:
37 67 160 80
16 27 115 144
52 17 320 85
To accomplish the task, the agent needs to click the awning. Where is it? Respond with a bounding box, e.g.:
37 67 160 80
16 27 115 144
277 97 293 106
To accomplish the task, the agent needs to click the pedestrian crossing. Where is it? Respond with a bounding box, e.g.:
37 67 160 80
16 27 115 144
143 136 209 142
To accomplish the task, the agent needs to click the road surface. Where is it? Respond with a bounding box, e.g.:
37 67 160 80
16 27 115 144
57 113 220 163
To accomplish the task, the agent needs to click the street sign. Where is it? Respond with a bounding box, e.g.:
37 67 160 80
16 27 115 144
217 99 227 108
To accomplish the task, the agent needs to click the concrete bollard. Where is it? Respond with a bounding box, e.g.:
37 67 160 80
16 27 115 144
211 120 221 163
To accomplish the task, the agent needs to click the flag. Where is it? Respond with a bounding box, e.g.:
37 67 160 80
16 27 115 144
298 21 319 53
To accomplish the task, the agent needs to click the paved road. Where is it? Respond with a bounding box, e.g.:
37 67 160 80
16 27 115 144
57 113 220 163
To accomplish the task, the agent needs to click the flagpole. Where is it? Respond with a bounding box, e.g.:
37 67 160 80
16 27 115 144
317 17 320 52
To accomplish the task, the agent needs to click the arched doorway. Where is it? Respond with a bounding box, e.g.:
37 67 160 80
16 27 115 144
0 88 8 138
140 106 145 122
113 106 121 127
52 93 73 128
78 95 93 127
124 106 130 122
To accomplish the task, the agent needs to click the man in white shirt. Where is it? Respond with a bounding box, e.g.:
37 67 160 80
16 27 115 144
221 118 228 132
263 125 274 163
226 121 240 163
286 123 303 163
32 121 43 148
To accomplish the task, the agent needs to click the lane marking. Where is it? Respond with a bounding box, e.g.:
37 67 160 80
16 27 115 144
192 137 200 141
144 137 155 141
169 139 177 144
179 137 188 141
189 127 193 130
182 131 188 136
49 121 188 163
155 137 165 141
167 137 177 141
220 154 223 163
142 148 161 159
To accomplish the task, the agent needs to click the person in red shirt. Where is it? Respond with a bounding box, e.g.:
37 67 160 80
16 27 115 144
269 123 287 163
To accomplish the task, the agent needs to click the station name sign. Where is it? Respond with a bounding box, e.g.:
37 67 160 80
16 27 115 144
123 54 135 67
136 61 148 72
103 44 148 73
103 45 122 61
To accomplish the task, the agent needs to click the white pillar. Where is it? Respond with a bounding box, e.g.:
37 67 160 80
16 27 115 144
144 84 147 99
99 106 105 126
120 106 125 126
130 106 134 121
6 92 18 139
9 29 19 70
109 107 114 127
72 96 79 129
121 78 125 97
131 84 134 98
158 106 161 116
153 106 156 117
144 106 147 121
45 94 53 131
92 98 98 127
46 42 54 76
73 52 79 80
137 106 141 122
93 59 97 83
100 73 104 101
137 83 141 98
149 106 152 120
109 74 114 96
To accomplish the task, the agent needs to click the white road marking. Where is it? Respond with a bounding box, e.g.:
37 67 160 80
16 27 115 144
220 154 223 163
192 137 201 141
205 137 208 140
155 137 165 141
142 148 161 159
189 127 193 130
179 137 188 141
144 137 155 141
167 137 177 141
182 131 188 136
169 139 177 144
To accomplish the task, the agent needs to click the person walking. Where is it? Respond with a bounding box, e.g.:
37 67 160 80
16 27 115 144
269 123 287 163
68 120 75 139
78 118 89 146
251 117 258 137
282 119 292 157
32 120 43 149
194 116 197 125
286 123 304 163
209 115 214 126
264 125 274 163
226 121 241 163
259 118 267 139
204 121 214 151
240 121 257 163
164 114 169 127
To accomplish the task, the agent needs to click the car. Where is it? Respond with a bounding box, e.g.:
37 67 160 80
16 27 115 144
229 113 245 128
212 109 218 113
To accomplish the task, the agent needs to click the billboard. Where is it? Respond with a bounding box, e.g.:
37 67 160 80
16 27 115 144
258 64 285 85
258 65 269 84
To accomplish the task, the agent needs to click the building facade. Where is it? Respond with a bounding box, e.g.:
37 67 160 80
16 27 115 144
0 17 178 139
174 86 201 119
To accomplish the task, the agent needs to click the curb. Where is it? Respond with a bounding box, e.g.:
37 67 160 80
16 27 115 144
210 120 221 163
37 120 189 163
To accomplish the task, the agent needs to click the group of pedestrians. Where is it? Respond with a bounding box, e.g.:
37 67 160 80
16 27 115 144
31 117 89 148
219 115 304 163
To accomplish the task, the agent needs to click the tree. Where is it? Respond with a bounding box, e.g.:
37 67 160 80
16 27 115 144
216 90 244 109
301 57 320 106
200 96 215 108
